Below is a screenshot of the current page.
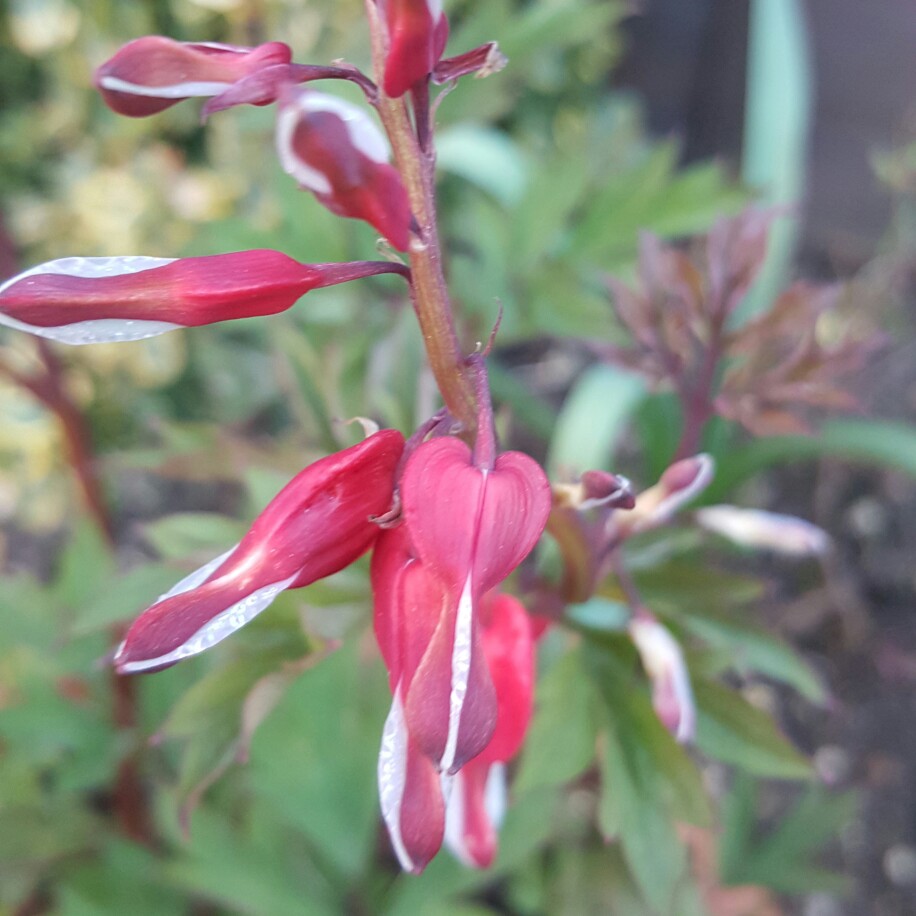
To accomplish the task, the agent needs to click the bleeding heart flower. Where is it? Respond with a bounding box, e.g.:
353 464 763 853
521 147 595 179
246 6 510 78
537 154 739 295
275 90 412 250
372 437 549 872
115 429 404 674
376 0 449 98
95 37 293 117
396 437 549 772
0 251 406 345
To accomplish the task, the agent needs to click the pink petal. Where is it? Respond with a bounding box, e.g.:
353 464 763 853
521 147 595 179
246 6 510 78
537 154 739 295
476 592 534 765
695 505 831 557
401 438 551 594
403 572 497 774
372 527 446 690
629 614 696 743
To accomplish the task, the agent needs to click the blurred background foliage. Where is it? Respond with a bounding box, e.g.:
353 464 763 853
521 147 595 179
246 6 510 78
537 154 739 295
1 0 914 914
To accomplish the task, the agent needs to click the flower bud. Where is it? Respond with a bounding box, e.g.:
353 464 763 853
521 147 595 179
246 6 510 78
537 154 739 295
620 454 714 535
275 91 412 250
377 0 449 98
629 613 695 743
696 505 831 557
95 37 292 117
0 251 405 345
114 430 404 674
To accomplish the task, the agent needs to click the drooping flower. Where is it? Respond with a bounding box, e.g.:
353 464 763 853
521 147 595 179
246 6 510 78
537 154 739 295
376 0 449 98
372 436 550 872
115 429 404 674
629 611 695 743
396 437 550 772
95 37 294 117
0 251 406 345
444 591 534 869
696 505 830 557
275 90 412 250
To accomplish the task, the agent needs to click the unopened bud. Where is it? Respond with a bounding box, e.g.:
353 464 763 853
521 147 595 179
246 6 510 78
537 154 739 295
629 612 695 743
696 505 831 557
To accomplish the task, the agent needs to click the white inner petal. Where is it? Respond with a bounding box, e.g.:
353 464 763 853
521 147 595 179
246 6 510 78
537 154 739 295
670 653 696 743
484 761 507 832
377 689 415 873
99 74 233 99
441 572 474 774
0 256 182 345
443 769 470 866
117 570 298 674
275 105 332 195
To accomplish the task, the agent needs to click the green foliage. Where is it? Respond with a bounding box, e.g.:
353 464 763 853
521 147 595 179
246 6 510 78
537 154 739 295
0 0 895 912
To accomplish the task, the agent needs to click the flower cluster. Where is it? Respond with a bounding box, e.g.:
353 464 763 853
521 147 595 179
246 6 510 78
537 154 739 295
0 2 559 873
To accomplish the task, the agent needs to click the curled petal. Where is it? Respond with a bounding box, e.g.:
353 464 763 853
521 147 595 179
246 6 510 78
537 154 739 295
696 505 831 557
0 251 404 345
95 37 292 116
115 430 404 673
275 91 412 250
433 42 507 84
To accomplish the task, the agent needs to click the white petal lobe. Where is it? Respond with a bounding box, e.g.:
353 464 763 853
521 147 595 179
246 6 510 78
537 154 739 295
377 689 415 873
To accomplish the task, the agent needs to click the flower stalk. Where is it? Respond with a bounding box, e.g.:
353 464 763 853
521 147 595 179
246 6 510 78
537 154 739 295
365 0 477 434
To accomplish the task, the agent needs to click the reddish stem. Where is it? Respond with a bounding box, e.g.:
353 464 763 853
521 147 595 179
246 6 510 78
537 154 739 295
364 0 477 434
467 354 496 470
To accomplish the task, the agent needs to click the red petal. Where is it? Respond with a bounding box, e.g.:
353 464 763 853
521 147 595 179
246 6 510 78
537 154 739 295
372 527 446 689
476 592 534 765
116 430 403 672
380 0 449 97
